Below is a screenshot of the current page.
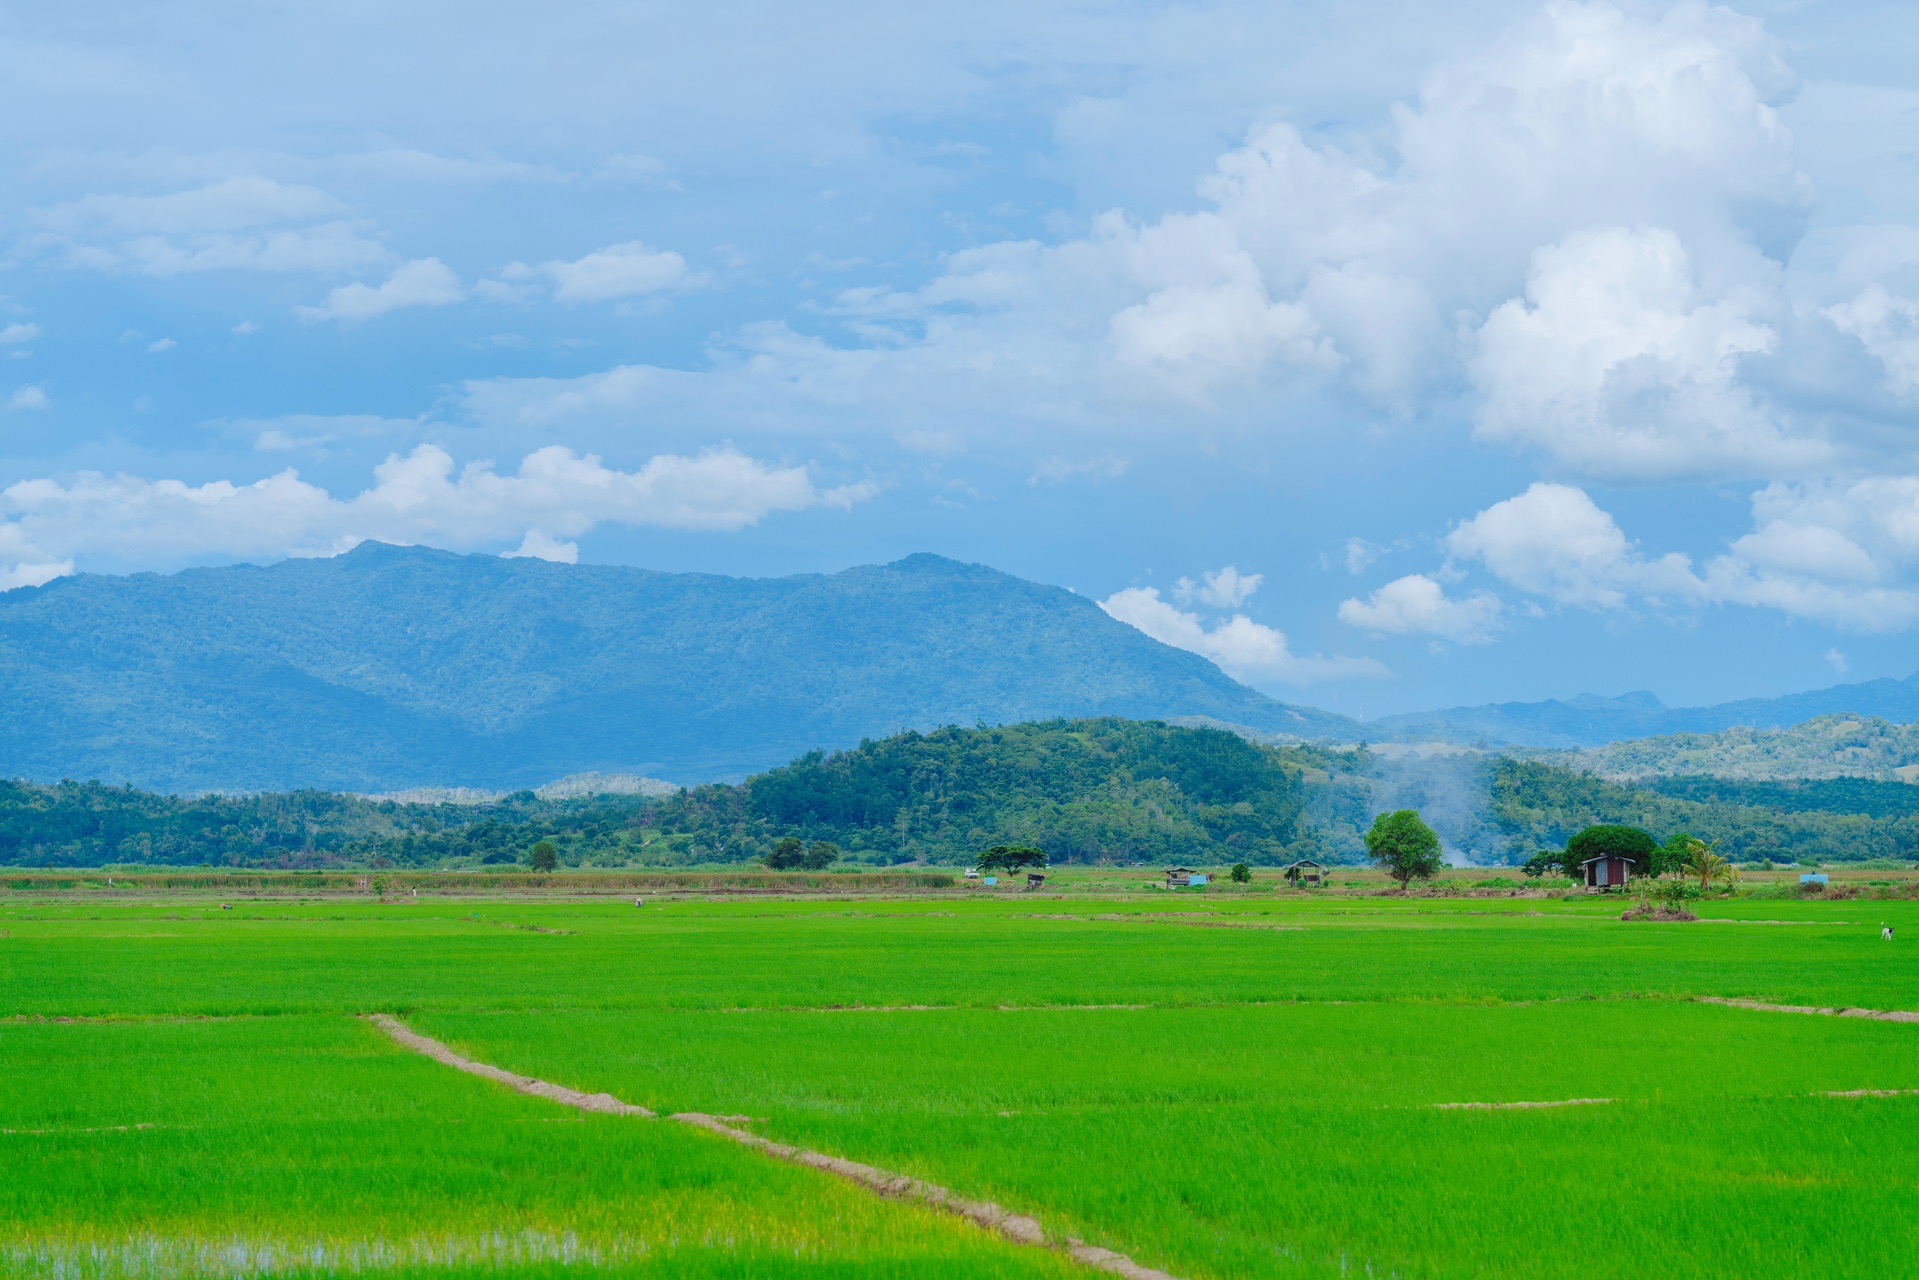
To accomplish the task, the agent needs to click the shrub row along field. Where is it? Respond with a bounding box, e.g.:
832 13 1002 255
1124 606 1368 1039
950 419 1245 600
10 719 1919 870
3 889 1918 1277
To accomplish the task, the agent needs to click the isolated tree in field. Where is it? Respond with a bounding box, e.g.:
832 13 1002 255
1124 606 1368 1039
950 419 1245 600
1560 825 1657 881
1229 863 1252 883
1520 851 1564 880
1365 811 1442 889
803 840 841 870
1671 835 1737 892
528 840 559 872
765 836 807 869
977 845 1047 873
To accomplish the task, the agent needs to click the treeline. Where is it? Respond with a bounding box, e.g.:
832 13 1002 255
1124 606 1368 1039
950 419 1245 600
0 720 1374 869
1491 759 1919 863
0 779 655 869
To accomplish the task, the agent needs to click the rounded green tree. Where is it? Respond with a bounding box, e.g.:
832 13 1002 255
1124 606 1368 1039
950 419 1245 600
977 845 1047 873
1365 810 1442 889
527 839 559 872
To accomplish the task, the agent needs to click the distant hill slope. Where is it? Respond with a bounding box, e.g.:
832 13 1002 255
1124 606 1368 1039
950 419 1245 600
1547 715 1919 782
0 545 1359 792
1371 674 1919 748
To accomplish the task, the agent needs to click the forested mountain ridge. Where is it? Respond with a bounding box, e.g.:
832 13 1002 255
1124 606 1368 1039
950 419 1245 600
1373 677 1919 748
1546 715 1919 782
0 545 1359 793
0 719 1374 869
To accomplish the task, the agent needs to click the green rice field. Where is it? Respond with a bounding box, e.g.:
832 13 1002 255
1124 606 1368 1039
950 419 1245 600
4 886 1917 1277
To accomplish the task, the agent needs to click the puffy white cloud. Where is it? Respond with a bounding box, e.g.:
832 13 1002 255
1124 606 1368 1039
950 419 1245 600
8 385 50 411
1826 284 1919 396
146 337 176 353
299 259 463 322
1447 482 1700 609
1173 565 1262 609
1100 585 1387 686
452 2 1830 473
1472 227 1823 480
502 529 579 563
1337 574 1502 644
542 241 692 303
0 323 39 345
0 444 870 589
1434 479 1919 632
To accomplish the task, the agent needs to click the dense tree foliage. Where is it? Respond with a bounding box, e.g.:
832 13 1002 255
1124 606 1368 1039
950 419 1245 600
1491 759 1919 864
0 721 1374 869
1364 810 1443 888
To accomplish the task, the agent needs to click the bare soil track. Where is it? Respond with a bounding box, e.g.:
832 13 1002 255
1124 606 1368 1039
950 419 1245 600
365 1013 1184 1280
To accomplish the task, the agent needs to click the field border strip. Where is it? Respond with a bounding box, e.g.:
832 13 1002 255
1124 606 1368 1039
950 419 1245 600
364 1014 654 1116
365 1013 1184 1280
1697 996 1919 1024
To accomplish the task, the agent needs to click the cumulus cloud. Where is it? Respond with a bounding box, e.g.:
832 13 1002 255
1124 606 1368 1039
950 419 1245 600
0 445 871 589
0 323 40 345
8 385 50 411
1337 574 1502 643
299 259 464 322
1100 584 1387 686
542 241 693 303
146 337 176 353
1174 565 1262 609
1826 284 1919 396
450 1 1840 485
1436 480 1919 632
1472 227 1821 480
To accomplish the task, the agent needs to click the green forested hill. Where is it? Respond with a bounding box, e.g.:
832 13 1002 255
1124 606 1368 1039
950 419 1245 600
1 720 1375 869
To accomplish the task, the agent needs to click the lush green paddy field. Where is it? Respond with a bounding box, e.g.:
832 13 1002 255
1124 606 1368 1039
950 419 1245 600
3 889 1917 1277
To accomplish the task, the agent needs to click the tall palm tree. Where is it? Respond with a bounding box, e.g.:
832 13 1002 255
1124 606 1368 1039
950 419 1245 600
1677 837 1737 892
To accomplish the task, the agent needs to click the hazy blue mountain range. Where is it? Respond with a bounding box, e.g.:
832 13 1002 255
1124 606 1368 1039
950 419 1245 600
0 544 1359 793
1370 676 1919 749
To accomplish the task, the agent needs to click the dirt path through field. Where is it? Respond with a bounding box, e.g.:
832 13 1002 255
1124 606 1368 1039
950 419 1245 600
1698 996 1919 1023
365 1013 1185 1280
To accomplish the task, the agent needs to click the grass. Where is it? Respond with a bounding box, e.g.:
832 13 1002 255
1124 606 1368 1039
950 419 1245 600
4 889 1918 1276
0 1014 1071 1279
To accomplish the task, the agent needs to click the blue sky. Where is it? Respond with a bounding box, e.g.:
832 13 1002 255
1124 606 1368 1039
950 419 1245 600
4 1 1919 718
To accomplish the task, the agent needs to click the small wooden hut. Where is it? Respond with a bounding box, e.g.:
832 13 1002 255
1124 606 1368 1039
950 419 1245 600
1282 860 1325 887
1025 872 1047 890
1579 854 1636 892
1165 867 1195 889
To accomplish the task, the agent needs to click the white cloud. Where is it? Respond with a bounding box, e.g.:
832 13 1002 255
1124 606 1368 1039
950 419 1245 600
1173 565 1262 609
146 337 176 353
38 178 342 236
31 178 388 277
1099 585 1387 685
298 259 463 322
1028 454 1129 485
232 320 261 335
1825 648 1848 675
0 445 869 589
1472 227 1820 481
1827 284 1919 395
502 530 579 563
1447 482 1700 609
0 323 39 345
450 2 1829 473
8 385 50 411
1438 479 1919 632
1337 574 1502 644
542 241 692 303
